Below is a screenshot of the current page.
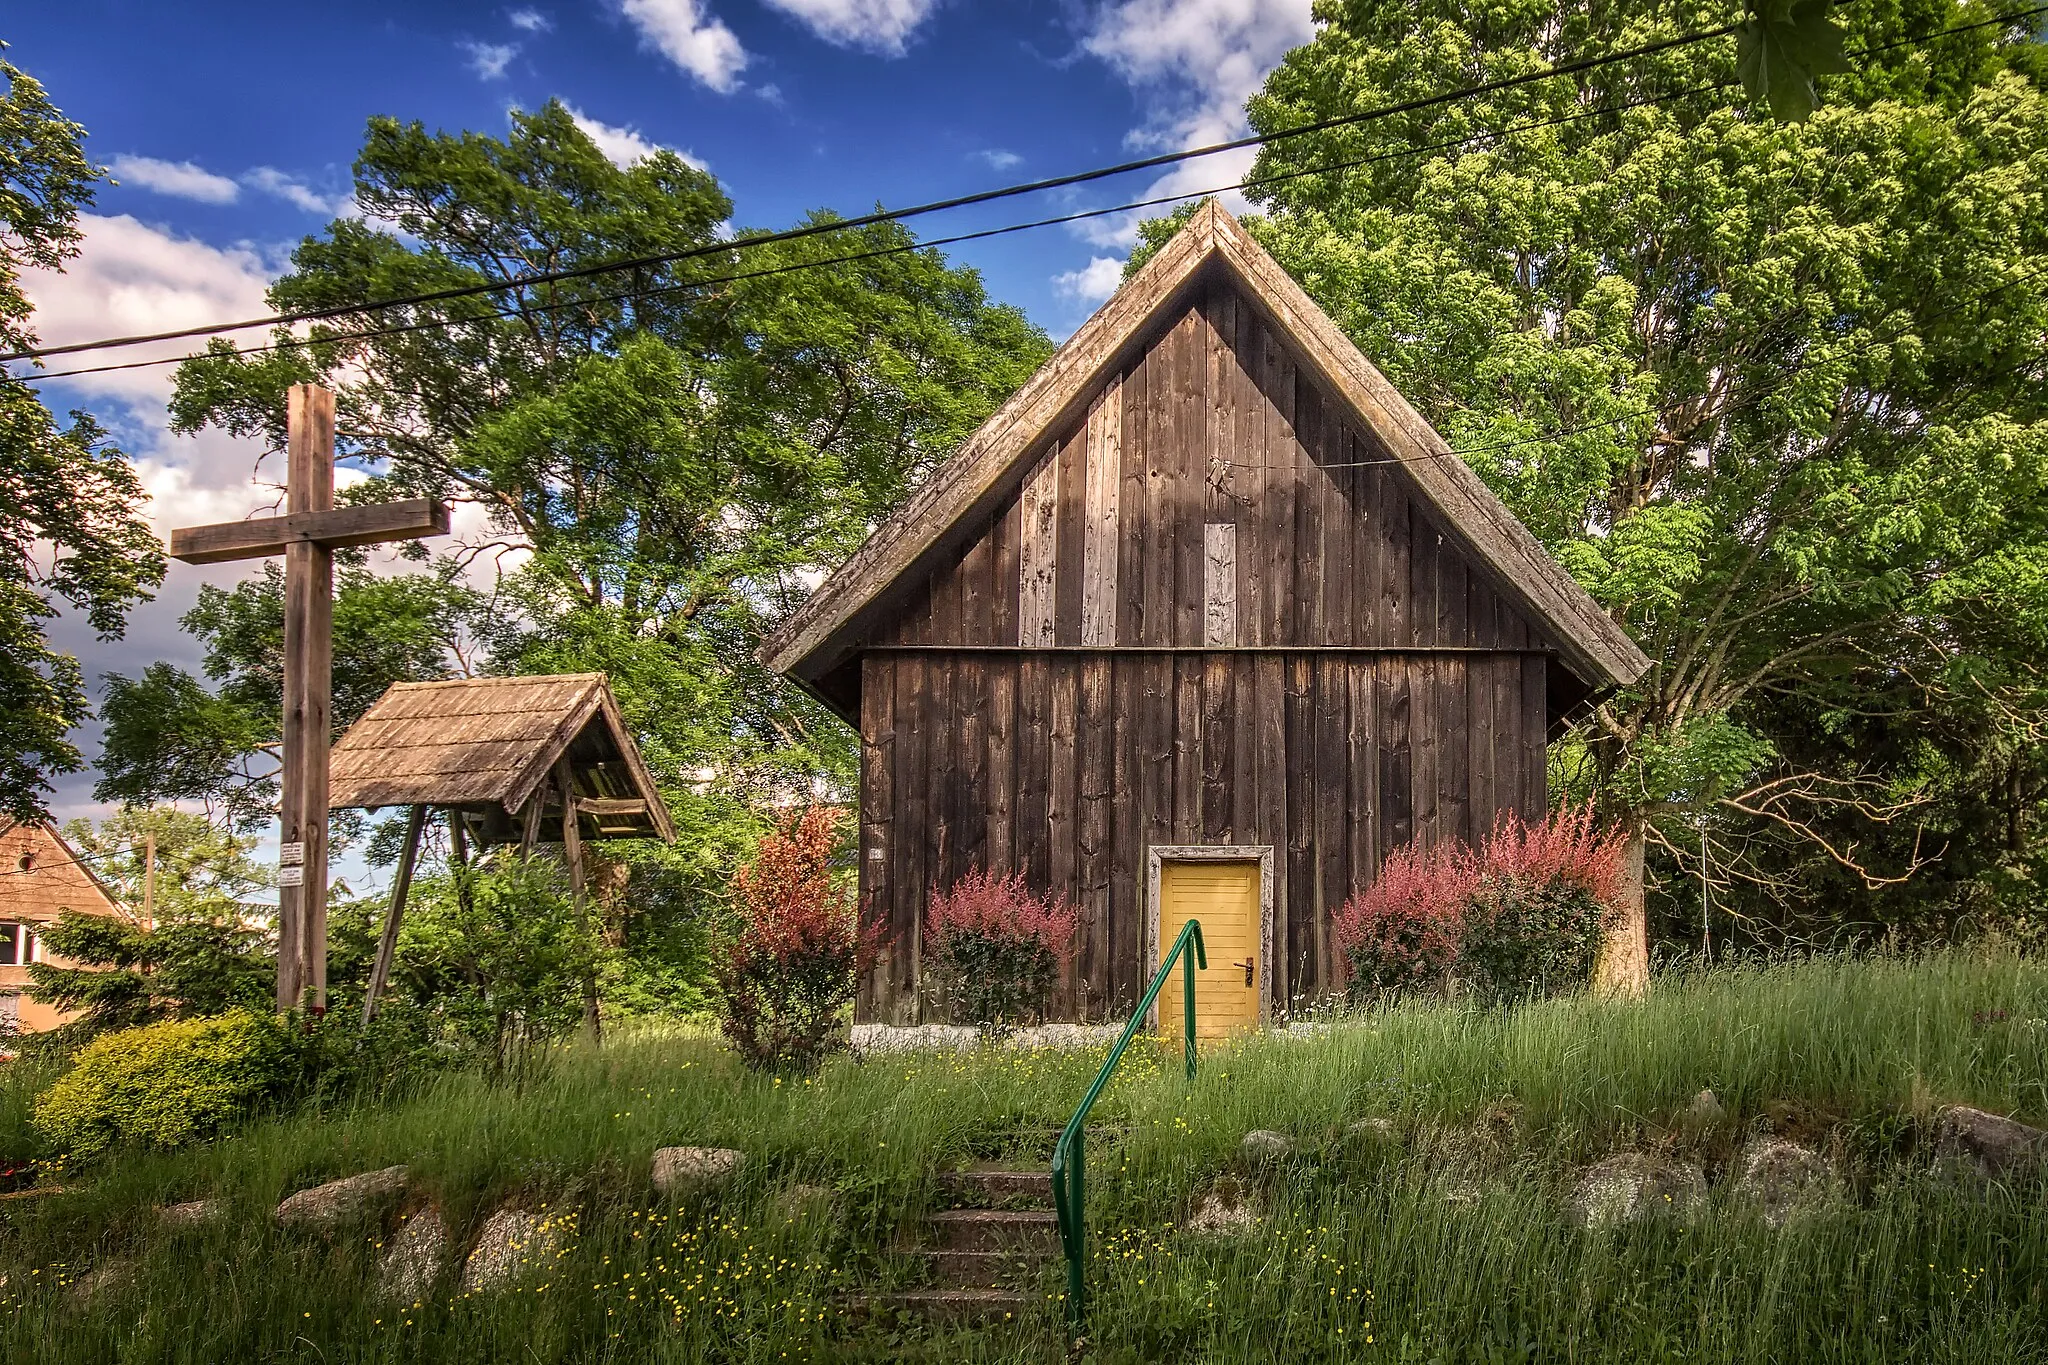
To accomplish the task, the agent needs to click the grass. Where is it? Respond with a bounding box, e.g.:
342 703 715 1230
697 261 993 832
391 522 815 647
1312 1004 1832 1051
0 951 2044 1362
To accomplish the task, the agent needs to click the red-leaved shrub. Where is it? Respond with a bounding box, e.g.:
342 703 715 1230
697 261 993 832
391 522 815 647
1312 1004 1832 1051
1334 805 1627 1004
925 869 1079 1036
1481 805 1626 909
716 805 880 1073
1331 841 1475 998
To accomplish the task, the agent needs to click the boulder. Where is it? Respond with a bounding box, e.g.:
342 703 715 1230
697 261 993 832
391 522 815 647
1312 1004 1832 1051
1241 1130 1295 1161
66 1261 133 1305
275 1166 409 1229
158 1198 224 1227
1346 1117 1401 1144
652 1146 744 1195
1733 1139 1837 1226
1186 1178 1261 1237
462 1207 564 1293
1931 1105 2048 1178
1570 1152 1706 1230
378 1206 447 1303
1679 1089 1727 1136
768 1183 838 1225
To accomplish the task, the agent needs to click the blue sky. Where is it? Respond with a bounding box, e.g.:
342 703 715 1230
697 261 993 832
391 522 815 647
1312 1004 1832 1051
9 1 1315 837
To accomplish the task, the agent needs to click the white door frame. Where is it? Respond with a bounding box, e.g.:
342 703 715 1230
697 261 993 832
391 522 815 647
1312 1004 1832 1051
1143 844 1276 1030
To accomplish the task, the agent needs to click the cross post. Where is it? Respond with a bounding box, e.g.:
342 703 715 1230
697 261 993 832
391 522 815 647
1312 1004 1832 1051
169 382 450 1012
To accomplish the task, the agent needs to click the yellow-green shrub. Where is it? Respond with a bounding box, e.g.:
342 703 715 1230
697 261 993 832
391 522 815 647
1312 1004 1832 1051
33 1010 290 1160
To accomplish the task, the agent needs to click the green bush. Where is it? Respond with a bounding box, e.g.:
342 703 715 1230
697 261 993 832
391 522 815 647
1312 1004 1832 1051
1337 808 1624 1004
1459 877 1609 1002
32 1010 291 1161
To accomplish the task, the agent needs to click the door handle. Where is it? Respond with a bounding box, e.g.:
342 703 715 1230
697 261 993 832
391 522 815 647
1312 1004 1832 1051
1231 958 1255 987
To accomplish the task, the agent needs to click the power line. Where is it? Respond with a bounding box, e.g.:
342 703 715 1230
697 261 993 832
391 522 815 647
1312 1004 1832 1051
16 76 1733 385
11 1 2033 383
20 0 2042 425
0 17 1746 367
10 1 2040 472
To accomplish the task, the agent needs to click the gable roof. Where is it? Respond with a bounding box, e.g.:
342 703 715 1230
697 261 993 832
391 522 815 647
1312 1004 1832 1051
0 821 125 923
761 200 1650 693
328 674 675 841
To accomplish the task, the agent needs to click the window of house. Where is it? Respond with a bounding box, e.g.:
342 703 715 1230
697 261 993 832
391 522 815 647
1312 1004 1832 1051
0 923 32 967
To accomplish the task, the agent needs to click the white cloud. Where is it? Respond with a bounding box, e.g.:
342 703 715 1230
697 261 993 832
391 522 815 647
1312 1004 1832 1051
614 0 749 91
463 39 520 78
108 155 240 205
20 216 525 843
978 148 1022 171
509 7 553 31
1079 0 1315 245
562 104 707 170
242 167 347 216
761 0 940 54
17 214 284 824
17 213 280 408
1054 255 1124 305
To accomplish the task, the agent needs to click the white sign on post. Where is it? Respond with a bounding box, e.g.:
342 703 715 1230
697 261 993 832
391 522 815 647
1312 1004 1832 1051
277 865 305 888
279 841 306 865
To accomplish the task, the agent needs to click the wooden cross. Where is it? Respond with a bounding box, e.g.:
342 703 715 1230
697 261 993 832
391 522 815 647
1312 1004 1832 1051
169 383 450 1013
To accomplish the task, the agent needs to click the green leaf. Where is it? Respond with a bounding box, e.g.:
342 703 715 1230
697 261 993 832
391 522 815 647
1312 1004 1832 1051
1738 0 1853 122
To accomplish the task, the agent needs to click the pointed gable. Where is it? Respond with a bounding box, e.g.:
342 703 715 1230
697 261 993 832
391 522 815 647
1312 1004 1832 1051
762 202 1649 716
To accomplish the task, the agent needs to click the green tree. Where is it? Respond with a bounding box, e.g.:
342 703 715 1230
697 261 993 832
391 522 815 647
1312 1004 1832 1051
28 808 274 1043
94 559 489 824
0 54 162 821
334 852 600 1074
159 101 1049 1012
165 100 1051 810
1228 1 2048 973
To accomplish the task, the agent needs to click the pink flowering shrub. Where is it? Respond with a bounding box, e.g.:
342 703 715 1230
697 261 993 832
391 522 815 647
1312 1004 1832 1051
925 869 1079 1036
1335 806 1627 1004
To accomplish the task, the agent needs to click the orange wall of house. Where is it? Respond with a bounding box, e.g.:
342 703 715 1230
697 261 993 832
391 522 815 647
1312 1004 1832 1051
0 822 127 1038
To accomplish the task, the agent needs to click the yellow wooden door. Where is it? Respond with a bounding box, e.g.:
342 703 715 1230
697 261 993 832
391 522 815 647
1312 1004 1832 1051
1157 859 1261 1043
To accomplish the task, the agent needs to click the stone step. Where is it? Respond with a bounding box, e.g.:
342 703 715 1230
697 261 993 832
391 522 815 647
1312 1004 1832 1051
926 1248 1050 1288
852 1288 1033 1326
938 1165 1053 1203
928 1208 1060 1252
970 1124 1128 1162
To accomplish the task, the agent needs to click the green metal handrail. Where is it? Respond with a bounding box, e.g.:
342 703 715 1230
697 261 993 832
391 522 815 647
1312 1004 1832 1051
1051 917 1206 1336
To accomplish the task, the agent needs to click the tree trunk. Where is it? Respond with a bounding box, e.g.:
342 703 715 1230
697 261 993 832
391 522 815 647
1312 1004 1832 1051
1595 822 1651 998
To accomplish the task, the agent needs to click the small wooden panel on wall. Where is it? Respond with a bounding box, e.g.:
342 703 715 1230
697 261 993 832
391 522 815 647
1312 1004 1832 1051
1018 446 1059 648
1080 378 1122 646
1203 523 1236 646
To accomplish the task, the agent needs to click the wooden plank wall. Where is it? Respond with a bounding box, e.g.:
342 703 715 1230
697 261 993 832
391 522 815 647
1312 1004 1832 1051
860 651 1548 1021
875 283 1548 655
854 276 1561 1023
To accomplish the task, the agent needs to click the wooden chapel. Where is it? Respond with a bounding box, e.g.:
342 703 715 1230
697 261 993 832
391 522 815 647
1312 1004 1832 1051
762 202 1650 1032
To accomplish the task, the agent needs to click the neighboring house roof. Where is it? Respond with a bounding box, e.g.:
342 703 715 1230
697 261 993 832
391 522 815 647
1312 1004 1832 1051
0 821 125 923
760 199 1651 695
327 674 675 841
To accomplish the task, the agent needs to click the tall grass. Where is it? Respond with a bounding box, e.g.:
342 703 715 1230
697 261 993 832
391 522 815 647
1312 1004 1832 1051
0 951 2043 1361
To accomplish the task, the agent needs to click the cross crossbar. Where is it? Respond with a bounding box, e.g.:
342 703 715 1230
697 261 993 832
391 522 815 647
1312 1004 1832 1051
169 498 451 565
